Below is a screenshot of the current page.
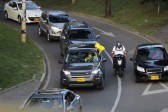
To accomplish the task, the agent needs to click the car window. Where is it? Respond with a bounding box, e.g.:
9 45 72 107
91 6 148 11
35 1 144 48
69 29 95 40
49 15 70 23
65 92 75 107
26 98 64 112
9 1 16 8
137 47 165 60
65 52 99 63
18 2 39 10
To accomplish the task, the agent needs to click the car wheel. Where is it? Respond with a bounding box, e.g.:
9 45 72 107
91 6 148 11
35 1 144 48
135 75 141 83
96 77 105 90
39 27 43 36
18 16 21 24
4 12 8 20
47 33 52 42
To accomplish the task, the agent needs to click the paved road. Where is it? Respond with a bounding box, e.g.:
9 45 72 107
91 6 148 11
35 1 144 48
1 10 168 112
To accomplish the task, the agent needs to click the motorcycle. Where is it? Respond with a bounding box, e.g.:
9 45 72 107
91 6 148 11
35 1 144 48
114 54 125 77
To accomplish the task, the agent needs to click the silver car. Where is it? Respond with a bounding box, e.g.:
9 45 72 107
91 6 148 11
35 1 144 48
39 10 75 42
23 88 82 112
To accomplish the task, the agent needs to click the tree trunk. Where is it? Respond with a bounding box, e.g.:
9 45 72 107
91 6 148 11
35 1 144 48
104 0 112 17
72 0 76 5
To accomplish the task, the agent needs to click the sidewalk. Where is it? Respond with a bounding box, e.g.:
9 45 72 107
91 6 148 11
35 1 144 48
0 80 40 112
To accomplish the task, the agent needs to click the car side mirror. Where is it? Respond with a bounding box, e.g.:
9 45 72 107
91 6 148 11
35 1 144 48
72 19 76 22
13 7 18 10
58 59 63 64
96 35 101 39
102 58 107 62
130 58 133 61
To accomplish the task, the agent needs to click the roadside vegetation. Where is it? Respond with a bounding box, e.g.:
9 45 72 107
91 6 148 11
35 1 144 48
35 0 168 36
0 22 44 91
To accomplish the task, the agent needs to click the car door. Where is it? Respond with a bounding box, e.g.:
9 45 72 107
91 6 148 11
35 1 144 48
65 92 81 112
12 2 20 21
60 26 69 55
6 1 15 19
40 12 48 33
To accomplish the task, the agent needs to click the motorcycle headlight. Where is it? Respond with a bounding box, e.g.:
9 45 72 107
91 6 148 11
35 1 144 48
164 66 168 71
63 70 70 75
137 66 145 72
51 26 59 30
92 69 99 74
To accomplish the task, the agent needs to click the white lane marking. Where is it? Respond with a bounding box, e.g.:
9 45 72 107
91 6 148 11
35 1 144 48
104 50 122 112
93 27 115 37
142 82 168 96
160 108 168 112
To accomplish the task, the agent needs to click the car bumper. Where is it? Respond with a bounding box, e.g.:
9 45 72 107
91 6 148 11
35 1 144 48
26 17 40 23
136 70 168 81
61 73 103 87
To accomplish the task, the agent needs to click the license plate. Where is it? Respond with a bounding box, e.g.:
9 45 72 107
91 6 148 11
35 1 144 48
151 76 159 80
76 78 85 82
34 18 39 21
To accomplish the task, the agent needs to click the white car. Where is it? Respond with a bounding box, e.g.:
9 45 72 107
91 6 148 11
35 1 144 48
4 0 42 23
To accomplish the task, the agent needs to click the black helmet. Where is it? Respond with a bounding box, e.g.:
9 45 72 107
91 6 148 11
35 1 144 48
116 41 122 49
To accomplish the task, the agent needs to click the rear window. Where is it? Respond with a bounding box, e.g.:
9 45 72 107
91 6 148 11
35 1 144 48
69 30 95 40
137 47 166 60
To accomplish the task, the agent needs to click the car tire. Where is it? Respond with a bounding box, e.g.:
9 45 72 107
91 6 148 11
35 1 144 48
39 27 44 36
4 11 8 20
96 77 105 90
47 33 52 42
18 16 21 24
135 75 141 83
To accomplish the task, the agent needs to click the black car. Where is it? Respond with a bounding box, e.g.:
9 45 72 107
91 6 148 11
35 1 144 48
58 47 106 90
130 43 168 83
60 22 100 56
23 88 82 112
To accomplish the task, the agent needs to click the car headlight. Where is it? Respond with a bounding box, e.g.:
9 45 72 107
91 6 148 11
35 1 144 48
63 70 70 75
51 26 59 30
164 66 168 71
137 66 145 72
92 70 99 74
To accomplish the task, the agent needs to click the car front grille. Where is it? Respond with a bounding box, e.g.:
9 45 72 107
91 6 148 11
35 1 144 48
70 72 92 76
146 68 162 74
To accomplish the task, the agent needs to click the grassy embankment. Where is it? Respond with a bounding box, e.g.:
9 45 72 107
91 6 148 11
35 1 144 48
35 0 168 36
0 22 44 91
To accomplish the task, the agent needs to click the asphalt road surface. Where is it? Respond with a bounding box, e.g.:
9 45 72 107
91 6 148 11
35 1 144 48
1 10 168 112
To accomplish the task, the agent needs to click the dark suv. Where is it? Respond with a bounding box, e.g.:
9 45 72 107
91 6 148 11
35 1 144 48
58 47 106 90
130 43 168 83
60 22 100 56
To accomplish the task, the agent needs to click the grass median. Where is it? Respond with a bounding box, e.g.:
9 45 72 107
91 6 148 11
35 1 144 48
35 0 168 36
0 22 44 91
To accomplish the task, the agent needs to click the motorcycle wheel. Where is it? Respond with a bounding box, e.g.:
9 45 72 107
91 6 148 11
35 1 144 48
118 68 124 77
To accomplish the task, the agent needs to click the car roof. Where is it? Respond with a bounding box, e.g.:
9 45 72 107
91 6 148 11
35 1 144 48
31 88 69 99
44 10 67 15
68 47 97 52
67 22 91 30
12 0 32 3
138 43 164 49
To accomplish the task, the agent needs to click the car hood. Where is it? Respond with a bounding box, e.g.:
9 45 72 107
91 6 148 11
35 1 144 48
51 23 64 29
26 9 42 17
69 40 96 48
138 60 168 68
64 63 98 71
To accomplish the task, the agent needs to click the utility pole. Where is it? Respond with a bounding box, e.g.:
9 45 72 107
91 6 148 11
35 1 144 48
21 0 26 43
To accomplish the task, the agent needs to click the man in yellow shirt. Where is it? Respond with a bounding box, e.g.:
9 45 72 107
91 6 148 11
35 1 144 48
95 42 105 55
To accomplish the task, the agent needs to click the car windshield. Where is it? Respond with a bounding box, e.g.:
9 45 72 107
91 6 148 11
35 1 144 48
18 2 39 10
26 98 64 112
137 47 165 60
65 52 99 63
69 30 95 40
49 15 70 23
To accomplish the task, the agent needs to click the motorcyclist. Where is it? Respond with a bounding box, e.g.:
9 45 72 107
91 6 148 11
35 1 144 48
111 41 126 69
